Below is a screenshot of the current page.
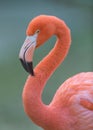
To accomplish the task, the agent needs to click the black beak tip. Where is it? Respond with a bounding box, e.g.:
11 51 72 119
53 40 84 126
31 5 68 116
27 62 35 76
19 58 34 76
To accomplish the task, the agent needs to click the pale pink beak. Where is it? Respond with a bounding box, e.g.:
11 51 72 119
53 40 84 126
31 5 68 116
19 33 38 75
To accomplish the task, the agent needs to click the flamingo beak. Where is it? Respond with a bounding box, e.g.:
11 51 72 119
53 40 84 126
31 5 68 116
19 34 38 75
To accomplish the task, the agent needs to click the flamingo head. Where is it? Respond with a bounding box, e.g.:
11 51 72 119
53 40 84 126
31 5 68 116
19 15 55 75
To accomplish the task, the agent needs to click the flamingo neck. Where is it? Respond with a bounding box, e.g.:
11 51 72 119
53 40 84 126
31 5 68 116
35 21 71 85
22 21 71 129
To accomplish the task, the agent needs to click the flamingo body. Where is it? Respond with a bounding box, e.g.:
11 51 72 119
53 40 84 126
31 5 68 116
19 15 93 130
49 72 93 130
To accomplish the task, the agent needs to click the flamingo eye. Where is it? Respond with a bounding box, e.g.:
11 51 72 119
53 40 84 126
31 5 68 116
35 30 40 34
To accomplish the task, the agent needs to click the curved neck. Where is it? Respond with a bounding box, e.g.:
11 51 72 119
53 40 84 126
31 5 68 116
22 21 71 128
35 21 71 85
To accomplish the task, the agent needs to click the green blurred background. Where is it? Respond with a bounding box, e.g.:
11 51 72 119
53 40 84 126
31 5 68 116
0 0 93 130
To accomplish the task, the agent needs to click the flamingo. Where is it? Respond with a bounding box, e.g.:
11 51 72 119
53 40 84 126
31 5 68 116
19 15 93 130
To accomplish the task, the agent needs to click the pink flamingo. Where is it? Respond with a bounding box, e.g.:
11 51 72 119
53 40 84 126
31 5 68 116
19 15 93 130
